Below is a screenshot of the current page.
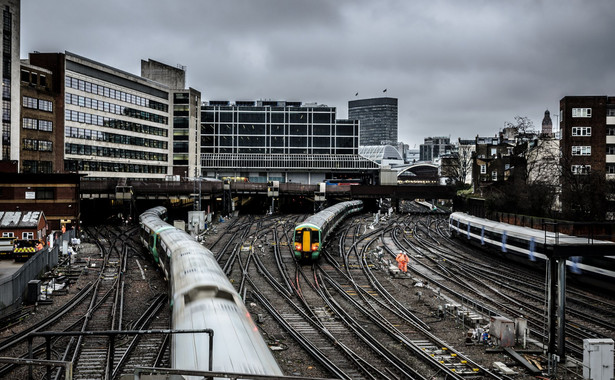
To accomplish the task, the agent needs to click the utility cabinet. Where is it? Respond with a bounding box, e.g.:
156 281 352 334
583 338 614 380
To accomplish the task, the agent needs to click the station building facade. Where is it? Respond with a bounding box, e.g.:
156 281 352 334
200 100 379 184
28 52 173 180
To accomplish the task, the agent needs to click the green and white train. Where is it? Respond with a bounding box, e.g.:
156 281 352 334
293 200 363 261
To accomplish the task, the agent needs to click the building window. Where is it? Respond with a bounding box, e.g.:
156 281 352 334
571 165 591 175
571 146 591 156
608 164 615 174
491 171 497 181
480 164 486 174
2 232 14 238
572 108 591 118
607 145 615 154
22 118 37 130
572 127 591 136
35 188 54 199
22 96 37 109
39 120 52 132
20 69 29 82
490 148 497 156
22 232 34 240
608 127 615 136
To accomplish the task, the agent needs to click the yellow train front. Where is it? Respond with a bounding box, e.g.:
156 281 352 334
293 223 322 261
293 200 363 261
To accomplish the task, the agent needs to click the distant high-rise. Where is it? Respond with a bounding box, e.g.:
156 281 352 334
0 0 20 163
542 109 553 135
348 97 398 146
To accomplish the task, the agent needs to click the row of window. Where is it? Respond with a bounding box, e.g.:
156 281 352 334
65 76 168 112
202 147 357 155
21 70 48 88
23 96 53 112
201 153 377 170
2 232 35 240
201 123 357 136
22 160 53 174
571 127 591 136
202 110 335 124
65 110 168 137
572 146 591 156
2 78 10 100
66 93 168 125
22 117 53 132
571 165 591 175
23 138 52 152
64 159 168 174
572 108 591 118
201 135 356 148
65 126 168 150
65 143 168 162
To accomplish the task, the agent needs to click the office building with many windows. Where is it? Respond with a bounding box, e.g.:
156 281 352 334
201 100 378 184
29 52 173 179
419 136 454 162
1 0 20 163
19 61 58 173
348 97 398 146
141 59 201 178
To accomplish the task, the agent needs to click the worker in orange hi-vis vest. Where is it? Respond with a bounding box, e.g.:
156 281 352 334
395 251 409 273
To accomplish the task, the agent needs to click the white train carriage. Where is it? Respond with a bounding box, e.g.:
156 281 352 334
449 212 615 288
139 207 282 378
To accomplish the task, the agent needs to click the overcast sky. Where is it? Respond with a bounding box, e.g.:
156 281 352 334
21 0 615 148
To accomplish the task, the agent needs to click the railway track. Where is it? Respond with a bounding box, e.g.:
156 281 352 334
0 224 169 379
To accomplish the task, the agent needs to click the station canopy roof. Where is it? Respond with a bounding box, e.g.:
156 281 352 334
359 145 403 165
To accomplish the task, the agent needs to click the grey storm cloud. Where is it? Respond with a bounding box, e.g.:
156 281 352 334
21 0 615 147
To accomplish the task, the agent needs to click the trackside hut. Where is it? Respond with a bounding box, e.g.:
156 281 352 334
0 211 48 241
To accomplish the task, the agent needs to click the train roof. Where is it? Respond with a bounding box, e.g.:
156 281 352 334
301 200 362 230
450 212 615 248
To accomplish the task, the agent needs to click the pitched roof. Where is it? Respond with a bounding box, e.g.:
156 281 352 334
0 211 45 229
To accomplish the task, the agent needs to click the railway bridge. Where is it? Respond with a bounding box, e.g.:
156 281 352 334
80 179 456 218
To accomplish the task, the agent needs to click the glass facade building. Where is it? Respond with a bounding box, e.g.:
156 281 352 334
348 97 398 146
201 100 378 183
30 52 173 179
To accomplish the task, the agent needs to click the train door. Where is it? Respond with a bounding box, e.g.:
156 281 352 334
302 229 311 254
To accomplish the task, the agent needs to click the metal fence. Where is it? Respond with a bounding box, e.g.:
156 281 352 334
0 230 74 310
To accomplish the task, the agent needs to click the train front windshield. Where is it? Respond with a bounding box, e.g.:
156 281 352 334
295 228 319 252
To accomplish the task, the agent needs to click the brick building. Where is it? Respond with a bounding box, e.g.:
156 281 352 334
0 173 80 230
19 61 59 173
0 210 47 241
559 96 615 219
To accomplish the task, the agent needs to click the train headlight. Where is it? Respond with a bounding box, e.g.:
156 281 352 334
311 243 319 251
294 242 302 251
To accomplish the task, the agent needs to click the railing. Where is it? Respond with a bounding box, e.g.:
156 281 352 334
0 230 74 311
